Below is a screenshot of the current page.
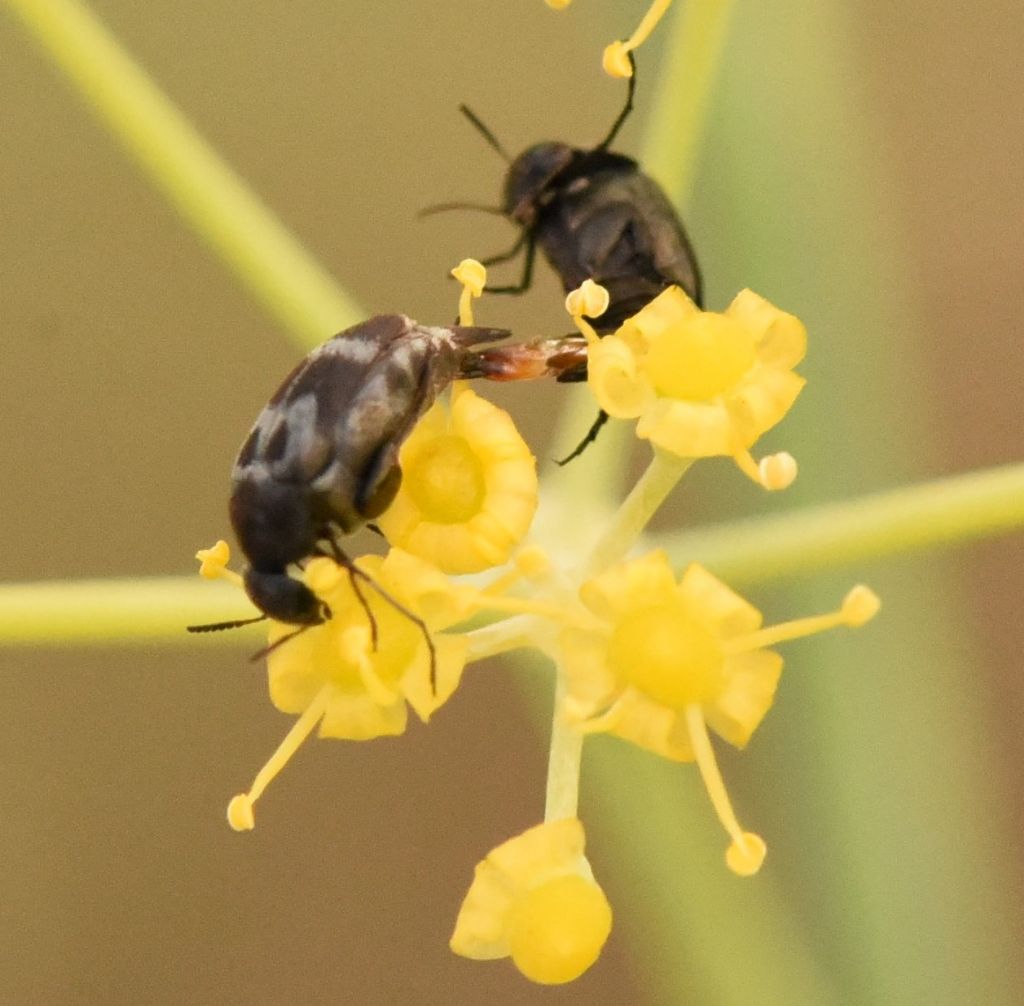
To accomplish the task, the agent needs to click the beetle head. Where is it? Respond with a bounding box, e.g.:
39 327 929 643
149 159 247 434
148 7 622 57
503 142 576 227
243 567 328 626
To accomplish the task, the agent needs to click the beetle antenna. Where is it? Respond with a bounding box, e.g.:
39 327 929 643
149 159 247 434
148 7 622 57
595 52 637 151
459 104 512 163
418 201 506 218
187 614 267 633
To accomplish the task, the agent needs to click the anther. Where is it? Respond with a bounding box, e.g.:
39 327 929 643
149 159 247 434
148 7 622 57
758 451 798 491
565 280 610 345
602 0 675 78
227 794 255 832
725 832 767 877
841 586 881 626
565 279 610 320
452 258 487 325
195 540 243 587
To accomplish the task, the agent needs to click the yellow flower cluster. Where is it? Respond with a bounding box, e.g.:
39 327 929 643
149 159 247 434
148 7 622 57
195 263 879 984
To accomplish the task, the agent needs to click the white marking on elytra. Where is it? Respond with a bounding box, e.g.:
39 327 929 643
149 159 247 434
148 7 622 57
318 332 381 365
282 393 320 467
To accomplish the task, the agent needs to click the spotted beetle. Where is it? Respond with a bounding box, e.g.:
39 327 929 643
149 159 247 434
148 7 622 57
189 314 510 669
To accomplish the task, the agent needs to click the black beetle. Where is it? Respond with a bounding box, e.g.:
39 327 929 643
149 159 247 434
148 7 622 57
449 59 703 461
189 314 509 659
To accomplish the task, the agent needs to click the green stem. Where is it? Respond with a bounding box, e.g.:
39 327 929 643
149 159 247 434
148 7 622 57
584 451 692 575
2 463 1021 645
656 461 1024 585
464 615 549 662
0 576 258 645
642 0 739 203
3 0 361 348
543 671 583 822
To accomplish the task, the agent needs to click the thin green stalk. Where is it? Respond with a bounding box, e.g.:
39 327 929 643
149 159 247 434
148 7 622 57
656 461 1024 585
0 577 258 645
583 451 692 575
3 0 361 348
1 463 1021 646
543 672 583 822
642 0 739 202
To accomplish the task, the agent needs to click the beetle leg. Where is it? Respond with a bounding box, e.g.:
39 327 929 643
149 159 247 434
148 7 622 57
323 530 439 694
346 567 380 652
555 409 611 466
486 233 536 295
478 229 527 267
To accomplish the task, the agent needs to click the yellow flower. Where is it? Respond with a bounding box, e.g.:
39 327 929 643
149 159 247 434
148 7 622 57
268 552 468 735
559 550 879 873
450 819 612 985
226 549 471 831
584 285 806 489
376 387 539 573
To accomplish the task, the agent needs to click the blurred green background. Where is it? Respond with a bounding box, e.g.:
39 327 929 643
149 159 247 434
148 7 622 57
1 2 1022 1003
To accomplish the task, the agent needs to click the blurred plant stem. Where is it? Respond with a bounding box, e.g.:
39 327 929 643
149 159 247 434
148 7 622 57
655 460 1024 585
1 461 1021 644
3 0 361 347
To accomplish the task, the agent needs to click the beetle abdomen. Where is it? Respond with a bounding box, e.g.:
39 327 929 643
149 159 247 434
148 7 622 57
536 167 702 329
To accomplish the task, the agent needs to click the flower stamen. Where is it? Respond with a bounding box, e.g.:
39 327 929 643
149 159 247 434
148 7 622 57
477 546 552 600
733 449 799 491
195 540 243 588
565 280 608 345
452 258 487 326
603 0 674 78
724 585 881 655
226 686 331 831
684 703 766 876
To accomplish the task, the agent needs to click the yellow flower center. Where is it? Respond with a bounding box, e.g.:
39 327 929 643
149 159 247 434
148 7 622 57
405 434 486 523
507 874 612 985
608 605 725 707
645 313 756 401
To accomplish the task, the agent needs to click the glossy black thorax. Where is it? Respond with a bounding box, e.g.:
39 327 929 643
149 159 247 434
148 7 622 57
505 144 703 333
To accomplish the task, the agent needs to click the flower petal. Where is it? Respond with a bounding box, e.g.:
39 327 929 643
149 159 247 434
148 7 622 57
725 369 806 446
677 563 763 637
636 397 735 456
450 819 587 960
608 691 695 762
617 285 699 349
578 549 679 620
317 684 408 740
402 634 469 722
726 288 807 369
587 335 652 418
705 649 783 748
